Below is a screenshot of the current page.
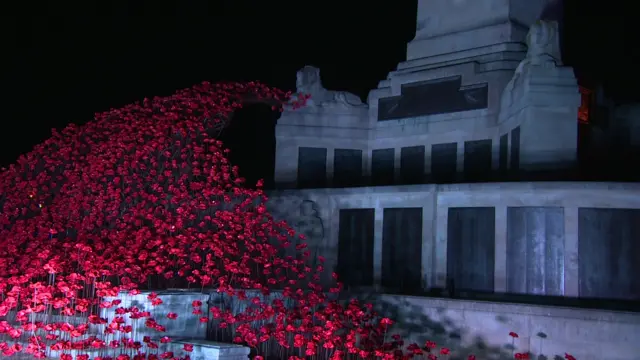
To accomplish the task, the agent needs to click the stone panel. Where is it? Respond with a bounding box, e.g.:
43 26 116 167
297 147 327 188
447 207 495 293
578 208 640 300
464 139 492 182
381 208 423 294
371 148 395 186
378 77 488 121
431 142 457 183
499 133 509 178
400 145 425 185
510 126 520 173
333 149 363 187
337 209 375 288
506 207 565 296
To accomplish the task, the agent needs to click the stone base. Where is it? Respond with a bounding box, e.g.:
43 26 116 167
169 338 250 360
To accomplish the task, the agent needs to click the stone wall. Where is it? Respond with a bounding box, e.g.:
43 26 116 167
266 181 640 300
101 289 640 360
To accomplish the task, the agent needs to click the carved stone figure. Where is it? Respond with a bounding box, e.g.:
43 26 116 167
502 20 562 108
295 66 366 108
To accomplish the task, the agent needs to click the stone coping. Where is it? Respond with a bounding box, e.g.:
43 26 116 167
379 294 640 324
107 289 640 325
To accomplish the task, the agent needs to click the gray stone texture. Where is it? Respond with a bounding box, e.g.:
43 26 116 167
506 207 565 296
447 207 496 293
578 208 640 300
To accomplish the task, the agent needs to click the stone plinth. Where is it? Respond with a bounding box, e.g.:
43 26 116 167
169 339 250 360
409 0 552 61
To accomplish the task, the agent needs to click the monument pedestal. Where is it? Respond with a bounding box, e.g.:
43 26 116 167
506 65 580 172
368 0 553 127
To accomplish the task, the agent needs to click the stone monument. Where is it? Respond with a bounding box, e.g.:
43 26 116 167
275 0 579 188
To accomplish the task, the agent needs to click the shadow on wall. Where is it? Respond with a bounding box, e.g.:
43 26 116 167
345 291 521 360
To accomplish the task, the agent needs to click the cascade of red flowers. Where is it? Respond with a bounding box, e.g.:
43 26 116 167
0 80 576 360
0 80 403 360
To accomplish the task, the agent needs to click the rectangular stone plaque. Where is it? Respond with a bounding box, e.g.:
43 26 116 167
371 148 395 186
447 207 495 293
400 145 425 184
506 207 565 296
510 126 520 173
382 208 423 294
578 208 640 300
337 209 375 288
333 149 363 187
464 139 492 182
499 133 508 179
431 142 457 183
297 147 327 188
378 77 489 121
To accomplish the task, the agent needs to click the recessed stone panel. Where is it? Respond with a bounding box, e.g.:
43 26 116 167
510 126 520 173
431 142 457 183
578 208 640 300
371 148 395 186
499 133 509 179
464 139 492 182
382 208 423 294
400 145 425 185
297 147 327 188
337 209 375 289
333 149 363 188
447 207 495 293
378 77 488 121
506 207 565 296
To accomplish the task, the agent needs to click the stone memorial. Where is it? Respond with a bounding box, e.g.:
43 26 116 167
263 2 640 359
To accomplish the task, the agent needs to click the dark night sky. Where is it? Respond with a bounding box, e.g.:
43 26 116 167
0 1 636 188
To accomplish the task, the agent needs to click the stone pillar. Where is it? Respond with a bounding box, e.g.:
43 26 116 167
494 206 508 292
273 139 298 188
421 201 436 289
434 204 449 288
499 21 581 174
373 209 384 289
517 66 580 172
326 147 335 187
